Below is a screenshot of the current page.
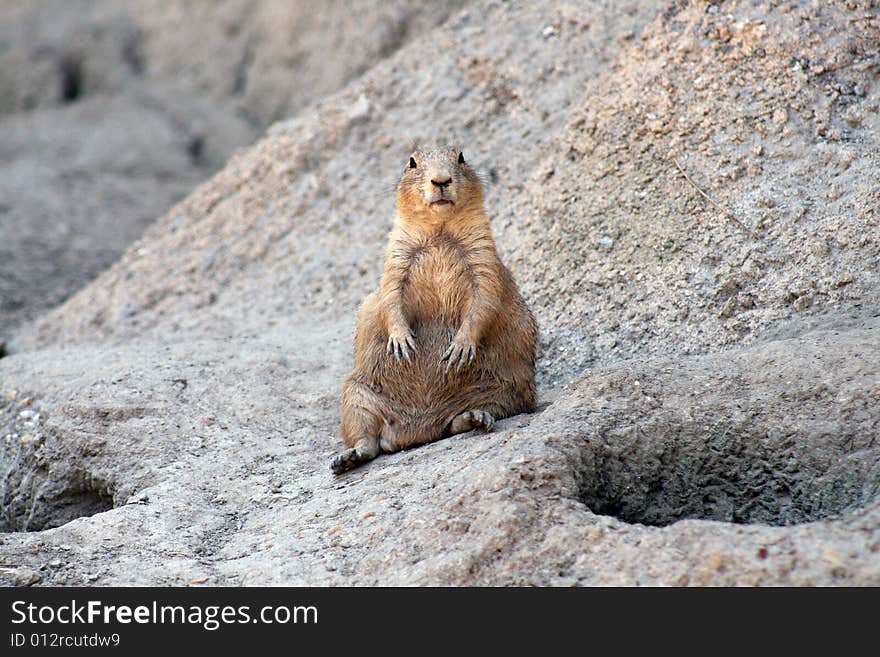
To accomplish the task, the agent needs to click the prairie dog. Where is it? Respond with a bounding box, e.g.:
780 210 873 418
332 146 537 474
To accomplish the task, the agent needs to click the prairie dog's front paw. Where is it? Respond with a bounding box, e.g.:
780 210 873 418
440 335 476 370
386 327 416 362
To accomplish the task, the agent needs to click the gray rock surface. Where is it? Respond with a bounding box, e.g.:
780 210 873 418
0 0 465 334
1 0 878 586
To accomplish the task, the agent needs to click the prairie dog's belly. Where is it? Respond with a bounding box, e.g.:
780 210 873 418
402 246 473 324
377 320 474 415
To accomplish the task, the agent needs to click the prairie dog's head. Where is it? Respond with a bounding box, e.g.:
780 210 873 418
396 146 483 221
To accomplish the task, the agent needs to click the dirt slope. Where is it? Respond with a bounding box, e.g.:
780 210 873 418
0 0 465 335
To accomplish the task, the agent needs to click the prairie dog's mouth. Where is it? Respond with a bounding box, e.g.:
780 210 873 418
430 199 454 207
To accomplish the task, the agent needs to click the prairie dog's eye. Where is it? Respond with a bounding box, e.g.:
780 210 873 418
409 157 417 169
458 151 465 165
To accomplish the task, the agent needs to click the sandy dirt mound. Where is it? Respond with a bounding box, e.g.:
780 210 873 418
0 0 465 335
514 0 880 383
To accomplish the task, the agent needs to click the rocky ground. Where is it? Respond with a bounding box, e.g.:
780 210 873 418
0 0 465 334
1 0 878 586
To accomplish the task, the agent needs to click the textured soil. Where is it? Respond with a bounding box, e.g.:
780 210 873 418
0 0 465 335
1 0 878 586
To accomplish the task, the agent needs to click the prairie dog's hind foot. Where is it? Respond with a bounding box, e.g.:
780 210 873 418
448 409 494 436
330 437 380 475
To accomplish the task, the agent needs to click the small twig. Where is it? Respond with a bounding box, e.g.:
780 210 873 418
673 158 755 237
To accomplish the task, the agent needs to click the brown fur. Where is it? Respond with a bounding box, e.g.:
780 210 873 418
332 146 537 474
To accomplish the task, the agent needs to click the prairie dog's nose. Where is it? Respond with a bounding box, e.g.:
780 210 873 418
431 176 452 189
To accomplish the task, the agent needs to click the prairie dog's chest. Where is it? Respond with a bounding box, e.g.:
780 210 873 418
402 239 473 320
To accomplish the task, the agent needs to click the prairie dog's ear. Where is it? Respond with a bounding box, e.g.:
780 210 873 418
458 151 465 165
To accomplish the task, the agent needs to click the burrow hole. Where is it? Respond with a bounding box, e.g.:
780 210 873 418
576 423 880 527
1 399 115 532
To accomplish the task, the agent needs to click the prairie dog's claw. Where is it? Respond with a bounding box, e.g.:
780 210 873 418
387 330 415 362
441 338 477 371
